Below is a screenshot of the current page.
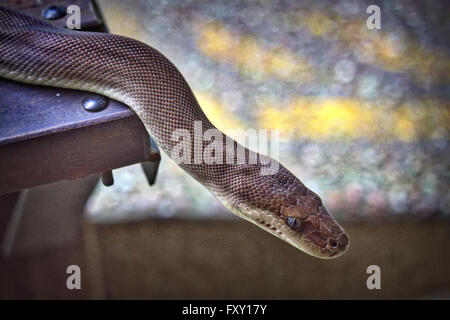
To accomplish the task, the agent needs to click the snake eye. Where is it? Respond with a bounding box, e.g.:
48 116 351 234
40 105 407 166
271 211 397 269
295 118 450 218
286 216 300 229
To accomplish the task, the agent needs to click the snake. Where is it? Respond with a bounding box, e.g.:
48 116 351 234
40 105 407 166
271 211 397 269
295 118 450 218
0 6 348 259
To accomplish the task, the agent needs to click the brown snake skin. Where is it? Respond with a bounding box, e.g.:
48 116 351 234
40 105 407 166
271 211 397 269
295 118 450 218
0 7 348 258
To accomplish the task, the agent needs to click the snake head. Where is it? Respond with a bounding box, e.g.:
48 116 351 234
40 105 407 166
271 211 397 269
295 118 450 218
279 191 349 259
221 164 349 259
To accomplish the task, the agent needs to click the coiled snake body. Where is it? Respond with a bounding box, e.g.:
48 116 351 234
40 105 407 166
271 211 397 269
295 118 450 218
0 7 348 258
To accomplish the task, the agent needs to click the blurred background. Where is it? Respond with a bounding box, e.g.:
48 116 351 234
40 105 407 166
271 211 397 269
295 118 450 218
0 0 449 299
88 0 450 222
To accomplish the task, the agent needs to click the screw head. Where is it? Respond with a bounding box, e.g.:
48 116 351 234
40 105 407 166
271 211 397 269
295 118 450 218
82 96 109 112
42 5 67 20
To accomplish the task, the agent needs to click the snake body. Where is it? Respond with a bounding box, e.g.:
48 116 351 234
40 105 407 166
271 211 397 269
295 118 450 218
0 7 348 258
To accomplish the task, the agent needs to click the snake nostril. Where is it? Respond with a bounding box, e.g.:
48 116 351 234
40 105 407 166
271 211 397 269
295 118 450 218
329 239 338 249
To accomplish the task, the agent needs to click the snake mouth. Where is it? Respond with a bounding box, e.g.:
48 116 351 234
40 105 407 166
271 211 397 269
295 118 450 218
254 217 284 237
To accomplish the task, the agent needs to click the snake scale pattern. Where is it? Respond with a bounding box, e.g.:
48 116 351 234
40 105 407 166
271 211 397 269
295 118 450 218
0 6 348 258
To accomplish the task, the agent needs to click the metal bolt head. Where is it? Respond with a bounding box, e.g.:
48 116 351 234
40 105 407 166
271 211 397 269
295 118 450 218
42 5 67 20
82 96 109 112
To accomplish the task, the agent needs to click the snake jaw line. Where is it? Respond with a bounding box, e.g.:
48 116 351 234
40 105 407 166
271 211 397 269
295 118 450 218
219 196 348 259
